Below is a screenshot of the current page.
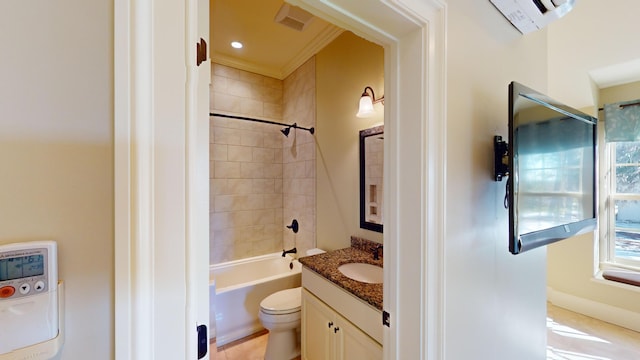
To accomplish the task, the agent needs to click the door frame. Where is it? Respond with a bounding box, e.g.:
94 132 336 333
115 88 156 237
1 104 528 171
113 0 447 358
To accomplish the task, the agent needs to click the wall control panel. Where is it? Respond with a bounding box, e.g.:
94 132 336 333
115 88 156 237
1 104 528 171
0 241 58 355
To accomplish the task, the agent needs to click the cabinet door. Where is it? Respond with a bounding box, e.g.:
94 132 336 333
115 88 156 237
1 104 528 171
302 289 335 360
337 315 383 360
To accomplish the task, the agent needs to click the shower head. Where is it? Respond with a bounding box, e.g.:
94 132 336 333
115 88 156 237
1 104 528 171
281 123 297 137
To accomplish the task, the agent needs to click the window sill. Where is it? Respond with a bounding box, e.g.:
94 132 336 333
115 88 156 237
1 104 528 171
601 269 640 288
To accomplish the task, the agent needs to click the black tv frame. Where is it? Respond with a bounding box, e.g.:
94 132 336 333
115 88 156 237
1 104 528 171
495 81 598 255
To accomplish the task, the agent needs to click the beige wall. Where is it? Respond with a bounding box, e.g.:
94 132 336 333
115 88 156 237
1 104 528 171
315 31 384 251
547 81 640 319
445 1 549 358
600 81 640 105
548 0 640 108
546 0 640 329
0 1 113 359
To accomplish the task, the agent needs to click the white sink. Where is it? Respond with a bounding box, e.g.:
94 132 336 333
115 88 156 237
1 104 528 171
338 263 383 284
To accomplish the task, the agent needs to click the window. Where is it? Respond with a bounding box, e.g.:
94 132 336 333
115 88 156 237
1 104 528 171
601 141 640 269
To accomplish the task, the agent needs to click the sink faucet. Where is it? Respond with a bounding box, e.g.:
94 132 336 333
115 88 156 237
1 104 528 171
282 247 297 257
371 244 383 260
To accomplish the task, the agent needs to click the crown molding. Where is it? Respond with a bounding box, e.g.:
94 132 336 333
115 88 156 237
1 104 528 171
281 26 344 78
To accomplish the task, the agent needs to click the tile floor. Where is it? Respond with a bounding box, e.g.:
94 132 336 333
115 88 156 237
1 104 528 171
210 330 301 360
211 303 640 359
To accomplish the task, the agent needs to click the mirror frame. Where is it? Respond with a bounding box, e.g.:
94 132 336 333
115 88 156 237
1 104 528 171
359 125 384 233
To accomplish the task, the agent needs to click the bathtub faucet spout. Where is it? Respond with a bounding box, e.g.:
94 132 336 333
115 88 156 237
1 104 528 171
282 247 297 257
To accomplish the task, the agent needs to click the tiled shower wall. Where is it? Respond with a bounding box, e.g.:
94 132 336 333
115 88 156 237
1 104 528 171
283 58 316 258
209 61 316 264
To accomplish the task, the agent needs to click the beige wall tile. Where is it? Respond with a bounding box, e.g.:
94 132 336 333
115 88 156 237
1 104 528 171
240 98 263 116
239 71 264 85
264 194 283 209
264 163 283 179
210 179 228 195
245 194 265 210
210 61 315 264
240 130 263 147
240 162 264 178
261 86 283 104
252 209 275 225
214 161 241 179
227 179 252 195
227 145 253 162
213 127 243 145
214 195 236 212
227 78 254 99
212 92 241 113
252 147 275 163
263 76 282 90
210 143 227 161
212 63 241 79
263 102 283 119
263 131 283 149
253 179 275 194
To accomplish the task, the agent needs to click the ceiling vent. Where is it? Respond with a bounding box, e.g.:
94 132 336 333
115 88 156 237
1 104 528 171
274 4 314 31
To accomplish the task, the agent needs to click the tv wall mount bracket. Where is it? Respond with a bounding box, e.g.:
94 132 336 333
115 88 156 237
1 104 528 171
493 135 509 181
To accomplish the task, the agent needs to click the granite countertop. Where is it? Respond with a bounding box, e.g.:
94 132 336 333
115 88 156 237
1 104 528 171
299 237 383 311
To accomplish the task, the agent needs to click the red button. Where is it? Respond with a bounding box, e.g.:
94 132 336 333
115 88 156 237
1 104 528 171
0 286 16 298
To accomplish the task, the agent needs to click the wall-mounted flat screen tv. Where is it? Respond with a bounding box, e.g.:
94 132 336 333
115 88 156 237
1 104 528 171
504 81 598 254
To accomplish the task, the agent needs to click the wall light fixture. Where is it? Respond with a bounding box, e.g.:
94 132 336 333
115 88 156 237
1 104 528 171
356 86 384 118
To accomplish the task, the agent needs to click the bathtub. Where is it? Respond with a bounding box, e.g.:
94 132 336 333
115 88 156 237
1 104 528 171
210 252 302 346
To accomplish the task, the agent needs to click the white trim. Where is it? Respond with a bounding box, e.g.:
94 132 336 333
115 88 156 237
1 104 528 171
115 0 156 358
185 0 201 358
114 0 132 357
600 261 640 274
422 3 447 360
547 286 640 332
288 1 447 358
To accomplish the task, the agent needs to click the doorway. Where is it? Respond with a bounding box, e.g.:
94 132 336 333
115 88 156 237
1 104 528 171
113 1 446 359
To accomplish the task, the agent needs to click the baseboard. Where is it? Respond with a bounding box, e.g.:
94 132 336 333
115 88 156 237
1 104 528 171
215 323 265 347
547 287 640 333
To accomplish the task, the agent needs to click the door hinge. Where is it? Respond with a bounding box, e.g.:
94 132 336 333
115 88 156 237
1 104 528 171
197 324 208 359
382 310 390 327
196 38 207 66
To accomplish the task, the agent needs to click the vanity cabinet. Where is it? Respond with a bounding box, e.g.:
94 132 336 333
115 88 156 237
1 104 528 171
302 288 382 360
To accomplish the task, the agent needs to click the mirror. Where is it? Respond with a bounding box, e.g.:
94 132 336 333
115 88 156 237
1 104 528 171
360 125 384 232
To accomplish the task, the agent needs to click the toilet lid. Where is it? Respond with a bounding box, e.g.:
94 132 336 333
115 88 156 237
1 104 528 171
260 287 301 315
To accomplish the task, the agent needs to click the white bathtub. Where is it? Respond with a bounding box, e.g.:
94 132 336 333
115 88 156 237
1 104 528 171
210 252 302 346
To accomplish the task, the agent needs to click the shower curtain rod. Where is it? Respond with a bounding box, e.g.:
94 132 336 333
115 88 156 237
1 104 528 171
210 112 315 134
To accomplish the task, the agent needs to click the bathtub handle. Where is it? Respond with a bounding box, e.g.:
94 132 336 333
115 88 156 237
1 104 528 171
327 321 333 328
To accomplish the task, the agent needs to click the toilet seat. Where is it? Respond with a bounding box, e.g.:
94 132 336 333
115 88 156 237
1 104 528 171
259 287 301 315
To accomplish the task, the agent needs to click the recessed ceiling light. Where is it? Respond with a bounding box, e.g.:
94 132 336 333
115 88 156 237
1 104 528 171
231 41 243 49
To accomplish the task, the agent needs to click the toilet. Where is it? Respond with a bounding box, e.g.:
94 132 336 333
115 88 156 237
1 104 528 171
259 248 324 360
259 287 302 360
